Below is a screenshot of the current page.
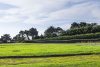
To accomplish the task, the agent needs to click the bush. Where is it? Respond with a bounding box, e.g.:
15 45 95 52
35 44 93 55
42 32 100 40
64 25 100 36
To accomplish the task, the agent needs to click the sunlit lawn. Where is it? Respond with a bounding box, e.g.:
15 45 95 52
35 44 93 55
0 43 100 67
0 55 100 67
0 43 99 56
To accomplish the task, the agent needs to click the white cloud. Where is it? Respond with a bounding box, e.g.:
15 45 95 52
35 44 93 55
0 0 91 24
0 0 99 36
22 0 100 25
22 0 100 24
92 7 100 19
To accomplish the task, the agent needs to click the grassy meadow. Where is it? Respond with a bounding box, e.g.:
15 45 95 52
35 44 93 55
0 55 100 67
0 43 100 67
0 43 100 56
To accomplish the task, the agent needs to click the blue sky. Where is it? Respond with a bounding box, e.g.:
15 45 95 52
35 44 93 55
0 0 100 37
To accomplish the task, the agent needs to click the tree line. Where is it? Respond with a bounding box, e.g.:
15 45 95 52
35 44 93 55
0 22 100 43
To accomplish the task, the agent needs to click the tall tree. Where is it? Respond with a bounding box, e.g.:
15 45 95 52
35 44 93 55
19 31 25 40
1 34 11 43
39 34 44 39
29 28 38 40
19 31 24 37
44 26 64 37
79 22 87 27
13 34 24 42
44 26 57 37
71 22 79 29
56 27 64 36
24 30 30 40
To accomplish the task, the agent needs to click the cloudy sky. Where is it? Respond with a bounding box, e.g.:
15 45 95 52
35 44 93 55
0 0 100 37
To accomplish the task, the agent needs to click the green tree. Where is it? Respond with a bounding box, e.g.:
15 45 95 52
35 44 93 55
29 28 38 40
71 22 79 29
24 30 30 40
45 26 64 37
19 31 25 41
56 27 64 35
1 34 12 43
44 26 57 37
39 34 44 39
13 34 24 42
79 22 87 27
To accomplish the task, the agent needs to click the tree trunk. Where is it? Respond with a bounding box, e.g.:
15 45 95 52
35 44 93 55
32 36 34 40
26 34 30 40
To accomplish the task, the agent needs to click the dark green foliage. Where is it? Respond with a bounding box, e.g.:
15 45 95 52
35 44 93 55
43 33 100 40
13 34 24 42
13 27 38 42
24 30 30 40
29 28 38 39
70 22 97 29
63 22 99 36
44 26 64 38
0 34 12 43
71 22 79 29
2 22 100 43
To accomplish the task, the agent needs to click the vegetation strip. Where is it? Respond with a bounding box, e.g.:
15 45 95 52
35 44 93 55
0 53 100 59
1 22 100 43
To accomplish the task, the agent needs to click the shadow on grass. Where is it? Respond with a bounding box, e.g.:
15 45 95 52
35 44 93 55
0 52 100 59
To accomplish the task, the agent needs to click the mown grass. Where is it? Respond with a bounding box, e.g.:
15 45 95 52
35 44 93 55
0 55 100 67
0 43 100 67
0 43 99 56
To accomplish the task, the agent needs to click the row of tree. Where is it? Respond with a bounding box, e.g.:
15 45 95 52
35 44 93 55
0 28 38 43
13 28 38 42
44 22 100 37
64 22 100 35
70 22 97 29
0 22 100 43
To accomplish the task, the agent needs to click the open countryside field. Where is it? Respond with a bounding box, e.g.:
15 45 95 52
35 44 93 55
0 55 100 67
0 43 100 57
0 43 100 67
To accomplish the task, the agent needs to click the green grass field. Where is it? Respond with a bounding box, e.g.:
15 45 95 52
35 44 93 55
0 43 100 67
0 43 100 56
0 55 100 67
